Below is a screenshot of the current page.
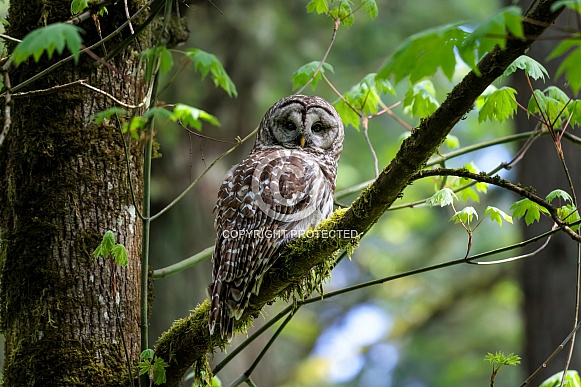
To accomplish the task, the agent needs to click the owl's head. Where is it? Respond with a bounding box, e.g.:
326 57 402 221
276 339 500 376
254 95 344 158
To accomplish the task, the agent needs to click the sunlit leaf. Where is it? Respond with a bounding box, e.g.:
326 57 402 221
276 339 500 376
450 206 478 224
427 188 457 207
485 206 513 226
403 80 439 118
459 6 524 72
378 23 466 83
306 0 328 14
539 371 581 387
362 0 378 19
329 0 355 27
503 55 549 81
445 134 460 149
478 87 517 123
510 198 549 225
171 104 220 131
558 204 581 230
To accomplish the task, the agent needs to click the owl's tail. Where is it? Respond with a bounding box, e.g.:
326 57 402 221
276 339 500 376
208 279 236 342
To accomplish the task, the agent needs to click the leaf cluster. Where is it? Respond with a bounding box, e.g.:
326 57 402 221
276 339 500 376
139 349 169 386
93 230 129 267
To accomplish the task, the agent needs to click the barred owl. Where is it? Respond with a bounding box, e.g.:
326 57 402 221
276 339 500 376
208 95 345 341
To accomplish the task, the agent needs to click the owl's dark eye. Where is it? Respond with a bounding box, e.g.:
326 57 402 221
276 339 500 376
285 121 297 131
312 123 324 133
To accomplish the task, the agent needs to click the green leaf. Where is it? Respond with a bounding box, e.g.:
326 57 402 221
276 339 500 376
444 134 460 149
503 55 549 81
112 244 128 267
152 357 169 385
91 107 127 125
171 104 220 131
379 23 466 83
459 6 524 72
70 0 89 15
140 349 155 362
546 189 573 203
337 73 395 129
570 100 581 128
528 88 569 125
458 186 480 203
484 351 521 370
551 0 581 13
478 87 518 123
510 198 549 225
93 230 115 259
185 48 238 97
306 0 329 14
12 23 83 66
362 0 378 19
291 61 334 90
139 360 151 376
403 80 439 118
329 0 355 27
159 46 174 74
485 206 513 226
547 34 581 94
427 188 457 207
558 204 581 230
450 206 478 224
539 370 581 387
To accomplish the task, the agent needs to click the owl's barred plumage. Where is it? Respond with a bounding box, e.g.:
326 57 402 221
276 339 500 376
208 95 344 341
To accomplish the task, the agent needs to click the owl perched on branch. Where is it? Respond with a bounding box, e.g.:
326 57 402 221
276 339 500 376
208 95 345 341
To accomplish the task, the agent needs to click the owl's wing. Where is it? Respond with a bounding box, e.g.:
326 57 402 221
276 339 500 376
209 150 325 341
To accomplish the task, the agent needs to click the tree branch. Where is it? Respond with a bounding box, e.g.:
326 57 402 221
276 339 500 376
154 1 566 385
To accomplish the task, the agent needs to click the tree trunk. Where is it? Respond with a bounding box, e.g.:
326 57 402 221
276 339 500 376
0 1 154 384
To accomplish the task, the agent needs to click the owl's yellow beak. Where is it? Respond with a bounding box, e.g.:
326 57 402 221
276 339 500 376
300 135 306 148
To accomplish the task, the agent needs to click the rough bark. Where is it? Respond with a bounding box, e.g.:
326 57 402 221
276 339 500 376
0 1 153 385
154 1 566 385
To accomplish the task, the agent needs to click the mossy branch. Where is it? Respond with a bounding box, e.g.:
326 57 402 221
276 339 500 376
154 1 565 385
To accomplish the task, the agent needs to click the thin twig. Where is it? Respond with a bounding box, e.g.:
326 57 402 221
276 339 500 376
124 0 135 34
361 115 379 177
0 34 21 44
149 127 259 221
296 17 340 94
227 310 298 387
521 320 581 386
10 79 146 109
